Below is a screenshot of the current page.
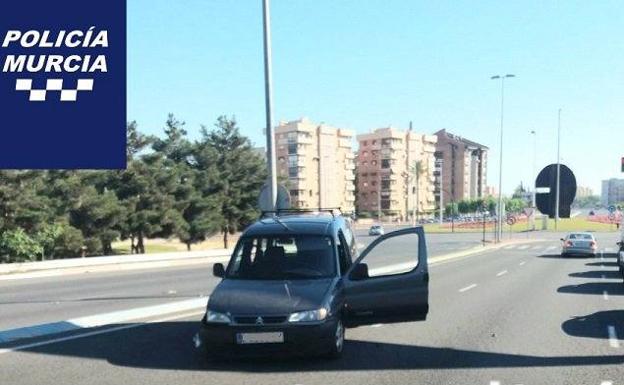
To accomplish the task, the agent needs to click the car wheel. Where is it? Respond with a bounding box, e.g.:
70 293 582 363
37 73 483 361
323 318 345 359
560 253 566 258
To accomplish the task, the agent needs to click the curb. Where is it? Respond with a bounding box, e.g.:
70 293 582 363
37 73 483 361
0 249 233 280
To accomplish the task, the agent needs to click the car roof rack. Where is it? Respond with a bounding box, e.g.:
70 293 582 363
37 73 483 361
261 207 342 218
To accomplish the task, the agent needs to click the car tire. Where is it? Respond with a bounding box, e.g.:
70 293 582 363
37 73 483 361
323 318 345 359
560 253 566 258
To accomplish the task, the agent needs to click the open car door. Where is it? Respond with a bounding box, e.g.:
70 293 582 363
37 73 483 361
344 227 428 327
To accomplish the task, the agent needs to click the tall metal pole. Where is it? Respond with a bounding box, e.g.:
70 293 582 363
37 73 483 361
555 109 562 230
491 74 515 242
262 0 277 210
497 77 505 243
530 129 537 231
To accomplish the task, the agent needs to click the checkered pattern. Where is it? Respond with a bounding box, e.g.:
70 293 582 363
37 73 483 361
15 79 94 101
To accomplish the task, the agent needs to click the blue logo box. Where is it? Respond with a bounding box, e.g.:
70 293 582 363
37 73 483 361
0 0 126 169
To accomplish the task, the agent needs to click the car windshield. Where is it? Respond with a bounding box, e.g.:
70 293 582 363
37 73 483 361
226 235 336 280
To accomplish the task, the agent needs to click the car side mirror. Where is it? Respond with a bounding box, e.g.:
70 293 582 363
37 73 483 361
560 238 565 242
213 263 225 278
350 263 369 280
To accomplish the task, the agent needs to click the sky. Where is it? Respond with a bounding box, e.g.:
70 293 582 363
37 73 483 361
127 0 624 195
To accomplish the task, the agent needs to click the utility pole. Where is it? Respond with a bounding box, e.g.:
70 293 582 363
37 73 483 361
530 129 537 231
262 0 277 210
491 74 515 242
555 109 562 230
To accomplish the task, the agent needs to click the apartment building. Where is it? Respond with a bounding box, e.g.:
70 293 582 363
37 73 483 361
356 127 437 220
433 129 489 206
576 186 594 198
601 179 624 206
275 118 355 212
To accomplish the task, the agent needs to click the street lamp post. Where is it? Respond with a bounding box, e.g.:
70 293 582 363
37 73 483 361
530 129 537 231
262 0 277 211
555 109 562 230
491 74 515 243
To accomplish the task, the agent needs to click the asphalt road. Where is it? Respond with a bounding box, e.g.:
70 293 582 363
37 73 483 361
1 231 623 384
0 230 488 331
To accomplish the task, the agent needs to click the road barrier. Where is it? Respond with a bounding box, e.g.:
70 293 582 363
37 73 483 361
0 249 232 276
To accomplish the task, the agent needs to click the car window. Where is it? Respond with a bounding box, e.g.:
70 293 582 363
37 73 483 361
337 231 352 275
361 231 419 277
226 235 336 280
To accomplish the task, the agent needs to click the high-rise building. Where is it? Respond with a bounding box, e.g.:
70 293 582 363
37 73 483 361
275 118 355 212
576 186 594 198
601 179 624 206
433 129 489 206
356 127 437 220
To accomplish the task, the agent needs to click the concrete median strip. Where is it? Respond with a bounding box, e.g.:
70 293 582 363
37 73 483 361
0 250 232 281
0 297 208 346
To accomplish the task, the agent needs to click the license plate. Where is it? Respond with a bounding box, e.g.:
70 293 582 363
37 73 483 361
236 332 284 344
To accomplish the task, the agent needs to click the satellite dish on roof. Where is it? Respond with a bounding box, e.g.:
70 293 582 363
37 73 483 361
258 184 291 211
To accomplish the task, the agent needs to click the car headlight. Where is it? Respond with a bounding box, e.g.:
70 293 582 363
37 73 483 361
288 308 328 323
205 310 231 324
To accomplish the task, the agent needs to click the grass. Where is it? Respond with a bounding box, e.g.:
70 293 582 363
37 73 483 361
420 216 618 233
111 243 179 255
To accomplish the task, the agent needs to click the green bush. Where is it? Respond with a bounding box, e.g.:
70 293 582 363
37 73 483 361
53 225 85 258
0 228 43 263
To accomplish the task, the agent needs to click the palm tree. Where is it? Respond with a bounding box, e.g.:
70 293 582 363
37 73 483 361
409 160 425 226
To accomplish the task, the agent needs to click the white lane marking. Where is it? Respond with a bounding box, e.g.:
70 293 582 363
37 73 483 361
503 245 515 250
518 245 530 250
496 270 508 277
603 291 609 300
357 243 365 249
459 284 477 293
0 297 207 344
370 324 383 328
605 247 614 253
607 326 619 348
601 381 613 385
0 309 205 355
545 245 557 251
490 381 501 385
519 261 526 266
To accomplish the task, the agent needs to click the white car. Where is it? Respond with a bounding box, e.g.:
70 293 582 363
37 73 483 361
368 225 385 236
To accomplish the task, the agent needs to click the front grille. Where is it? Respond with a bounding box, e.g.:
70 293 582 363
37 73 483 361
233 315 288 325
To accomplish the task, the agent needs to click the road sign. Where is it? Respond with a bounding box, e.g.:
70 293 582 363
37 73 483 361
608 205 617 214
524 207 535 217
258 184 291 211
535 164 577 218
506 216 517 226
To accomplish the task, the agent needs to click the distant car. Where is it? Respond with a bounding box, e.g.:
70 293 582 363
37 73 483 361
368 224 385 236
560 232 597 257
